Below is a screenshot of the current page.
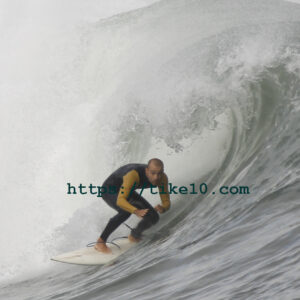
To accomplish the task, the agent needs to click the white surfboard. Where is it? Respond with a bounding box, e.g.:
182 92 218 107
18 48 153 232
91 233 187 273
51 238 135 265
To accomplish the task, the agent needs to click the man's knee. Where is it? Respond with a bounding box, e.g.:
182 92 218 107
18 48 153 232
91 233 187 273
149 209 159 225
110 211 130 223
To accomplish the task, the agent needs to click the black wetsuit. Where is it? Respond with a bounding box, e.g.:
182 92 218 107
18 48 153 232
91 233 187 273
99 163 170 241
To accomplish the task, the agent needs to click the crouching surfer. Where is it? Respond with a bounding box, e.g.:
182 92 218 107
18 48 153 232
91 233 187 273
95 158 171 254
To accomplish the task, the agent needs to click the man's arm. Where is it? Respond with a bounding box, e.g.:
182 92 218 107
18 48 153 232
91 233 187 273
157 173 171 213
116 170 140 214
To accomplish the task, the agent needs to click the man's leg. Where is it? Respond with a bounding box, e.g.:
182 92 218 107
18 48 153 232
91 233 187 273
128 191 160 240
95 191 130 253
99 209 131 242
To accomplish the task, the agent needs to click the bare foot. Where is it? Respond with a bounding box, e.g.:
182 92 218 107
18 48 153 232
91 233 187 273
128 234 141 243
94 237 112 254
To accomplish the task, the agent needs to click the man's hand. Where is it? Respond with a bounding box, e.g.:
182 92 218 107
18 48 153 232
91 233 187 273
154 205 165 214
133 209 149 218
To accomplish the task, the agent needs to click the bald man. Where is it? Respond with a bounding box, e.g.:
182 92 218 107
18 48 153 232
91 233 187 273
95 158 170 254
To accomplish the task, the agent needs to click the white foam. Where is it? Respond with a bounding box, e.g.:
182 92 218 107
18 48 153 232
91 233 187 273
284 0 300 4
0 0 162 284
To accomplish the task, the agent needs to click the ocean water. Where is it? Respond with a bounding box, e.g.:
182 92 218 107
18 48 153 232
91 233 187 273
0 0 300 299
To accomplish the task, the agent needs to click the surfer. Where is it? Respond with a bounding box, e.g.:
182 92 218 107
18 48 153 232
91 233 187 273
94 158 170 254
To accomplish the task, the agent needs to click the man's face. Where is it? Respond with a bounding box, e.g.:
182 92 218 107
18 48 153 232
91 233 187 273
146 163 163 186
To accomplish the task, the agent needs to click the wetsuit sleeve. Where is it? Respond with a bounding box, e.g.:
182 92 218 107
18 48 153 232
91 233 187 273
116 170 140 214
158 173 170 212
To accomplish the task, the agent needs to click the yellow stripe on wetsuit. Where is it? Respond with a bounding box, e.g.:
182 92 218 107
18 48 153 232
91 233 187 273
116 169 170 214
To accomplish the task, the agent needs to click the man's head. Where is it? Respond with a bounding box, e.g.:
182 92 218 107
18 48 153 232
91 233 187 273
145 158 164 186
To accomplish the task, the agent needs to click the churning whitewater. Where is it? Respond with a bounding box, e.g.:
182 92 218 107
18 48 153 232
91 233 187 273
0 0 300 299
